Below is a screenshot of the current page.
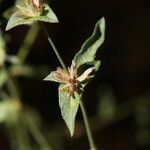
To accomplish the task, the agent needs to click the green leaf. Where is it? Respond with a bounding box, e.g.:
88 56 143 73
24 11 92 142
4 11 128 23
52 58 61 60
74 17 105 68
6 14 37 31
59 84 81 136
6 4 58 31
43 71 59 83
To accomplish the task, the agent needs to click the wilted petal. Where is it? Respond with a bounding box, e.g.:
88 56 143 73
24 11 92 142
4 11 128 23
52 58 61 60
15 0 43 18
69 60 77 79
77 67 93 82
32 0 40 8
53 67 70 83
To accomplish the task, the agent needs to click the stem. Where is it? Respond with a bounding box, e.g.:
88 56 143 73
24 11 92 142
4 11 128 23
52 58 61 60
6 73 21 99
16 121 32 150
40 23 67 71
5 72 31 150
17 24 40 64
25 112 52 150
80 100 97 150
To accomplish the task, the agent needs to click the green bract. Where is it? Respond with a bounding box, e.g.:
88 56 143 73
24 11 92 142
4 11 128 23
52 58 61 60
6 4 58 31
44 18 105 136
59 85 81 136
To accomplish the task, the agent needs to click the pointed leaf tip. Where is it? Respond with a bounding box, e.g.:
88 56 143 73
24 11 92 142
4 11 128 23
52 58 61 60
73 17 105 68
59 85 81 136
5 14 35 31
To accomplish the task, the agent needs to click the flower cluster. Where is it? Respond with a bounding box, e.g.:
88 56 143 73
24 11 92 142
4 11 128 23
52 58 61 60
16 0 43 18
51 61 93 97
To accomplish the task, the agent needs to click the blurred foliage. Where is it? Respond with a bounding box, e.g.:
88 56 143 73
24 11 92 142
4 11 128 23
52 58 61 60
0 33 6 66
0 3 54 149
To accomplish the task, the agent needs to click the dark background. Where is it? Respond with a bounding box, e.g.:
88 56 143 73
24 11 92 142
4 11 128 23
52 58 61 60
0 0 150 150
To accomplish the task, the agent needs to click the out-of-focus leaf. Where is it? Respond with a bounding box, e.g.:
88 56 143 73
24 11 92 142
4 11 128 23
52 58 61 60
97 86 116 120
0 69 8 88
5 55 20 64
0 34 6 66
3 6 15 19
10 64 34 77
0 99 21 123
10 64 49 78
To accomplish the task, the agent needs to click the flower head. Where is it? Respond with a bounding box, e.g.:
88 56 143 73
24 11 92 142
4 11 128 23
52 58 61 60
51 61 93 97
15 0 43 18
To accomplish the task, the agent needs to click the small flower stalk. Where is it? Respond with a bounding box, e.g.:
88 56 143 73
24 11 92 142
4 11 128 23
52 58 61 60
16 0 43 18
44 61 93 97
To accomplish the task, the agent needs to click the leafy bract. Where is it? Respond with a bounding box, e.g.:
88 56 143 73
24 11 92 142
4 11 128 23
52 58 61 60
74 17 105 68
59 85 81 136
44 70 60 82
6 14 35 31
6 4 58 31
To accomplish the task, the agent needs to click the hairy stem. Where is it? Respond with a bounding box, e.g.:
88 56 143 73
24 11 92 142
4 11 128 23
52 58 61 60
41 23 67 71
80 100 97 150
